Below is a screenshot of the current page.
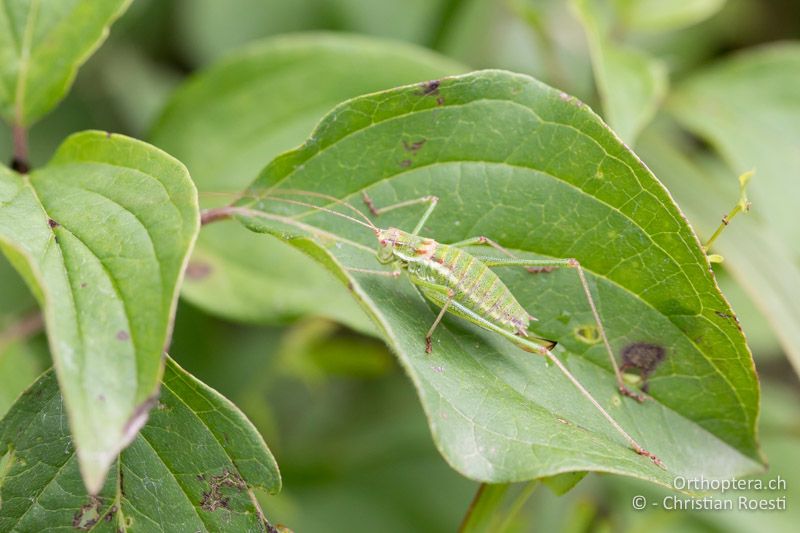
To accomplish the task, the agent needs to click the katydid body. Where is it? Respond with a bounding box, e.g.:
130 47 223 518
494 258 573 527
375 228 539 348
214 188 663 467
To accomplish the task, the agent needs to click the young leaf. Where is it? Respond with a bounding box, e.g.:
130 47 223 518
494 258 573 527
231 70 761 485
572 0 668 145
151 33 465 329
0 357 281 531
0 0 132 126
0 131 199 493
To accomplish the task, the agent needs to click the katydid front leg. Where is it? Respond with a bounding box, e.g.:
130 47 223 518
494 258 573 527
426 289 455 354
362 192 439 235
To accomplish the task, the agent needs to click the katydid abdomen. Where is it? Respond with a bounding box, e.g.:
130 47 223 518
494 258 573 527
410 241 531 337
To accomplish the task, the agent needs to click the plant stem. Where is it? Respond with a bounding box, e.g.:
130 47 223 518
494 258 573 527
458 482 539 532
703 170 753 252
0 311 43 354
200 206 237 226
11 122 30 173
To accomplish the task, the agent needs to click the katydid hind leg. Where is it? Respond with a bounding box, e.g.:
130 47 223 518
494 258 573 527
479 255 645 403
538 345 664 468
417 293 663 467
451 236 554 274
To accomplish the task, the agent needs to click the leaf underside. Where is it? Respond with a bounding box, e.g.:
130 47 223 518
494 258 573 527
234 70 761 486
0 131 199 492
0 357 281 532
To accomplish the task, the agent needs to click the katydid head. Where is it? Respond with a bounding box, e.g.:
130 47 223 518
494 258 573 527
375 227 435 265
376 227 402 263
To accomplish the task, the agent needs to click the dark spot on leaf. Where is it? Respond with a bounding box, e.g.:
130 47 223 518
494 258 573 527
54 236 60 245
116 330 130 341
402 139 426 154
419 79 440 96
119 468 126 497
72 496 102 530
97 394 105 402
347 281 355 291
399 159 412 168
620 342 667 392
48 218 59 229
436 96 445 106
80 282 88 288
104 505 117 522
185 261 213 280
200 469 247 512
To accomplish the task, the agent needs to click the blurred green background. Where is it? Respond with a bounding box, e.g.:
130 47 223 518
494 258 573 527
1 0 798 531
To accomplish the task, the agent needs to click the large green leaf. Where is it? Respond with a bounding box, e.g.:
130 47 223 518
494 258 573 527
0 357 281 532
151 33 465 329
669 43 800 258
0 131 199 492
0 0 131 126
231 70 761 485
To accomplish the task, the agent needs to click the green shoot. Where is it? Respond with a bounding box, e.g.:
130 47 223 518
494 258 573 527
703 170 754 253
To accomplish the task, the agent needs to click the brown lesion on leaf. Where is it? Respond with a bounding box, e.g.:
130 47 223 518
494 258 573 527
714 310 743 332
620 342 667 393
104 505 118 522
48 218 60 229
116 330 130 341
119 467 126 497
419 79 440 96
402 139 426 154
200 469 248 512
185 261 213 280
72 496 103 530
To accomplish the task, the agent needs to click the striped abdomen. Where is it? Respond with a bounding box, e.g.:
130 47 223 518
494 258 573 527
415 242 530 335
